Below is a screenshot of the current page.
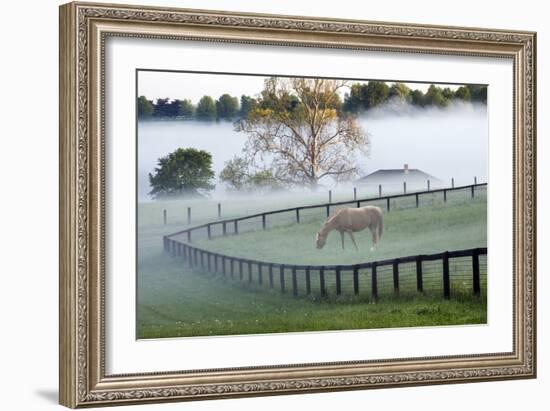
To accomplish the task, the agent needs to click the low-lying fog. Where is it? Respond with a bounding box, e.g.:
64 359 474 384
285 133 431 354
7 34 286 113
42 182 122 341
137 102 487 201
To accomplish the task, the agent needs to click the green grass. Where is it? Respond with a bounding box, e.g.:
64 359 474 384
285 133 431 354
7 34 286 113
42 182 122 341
190 196 486 265
137 187 487 339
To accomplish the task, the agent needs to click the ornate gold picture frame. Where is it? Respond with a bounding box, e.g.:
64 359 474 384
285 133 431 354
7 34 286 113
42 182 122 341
59 1 536 408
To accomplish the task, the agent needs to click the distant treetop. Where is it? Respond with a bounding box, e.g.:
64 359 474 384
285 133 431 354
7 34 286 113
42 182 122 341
137 81 487 120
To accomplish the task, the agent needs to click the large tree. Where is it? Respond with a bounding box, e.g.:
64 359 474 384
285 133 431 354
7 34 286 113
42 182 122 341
216 94 239 120
177 99 195 118
236 78 368 189
219 156 283 193
388 83 412 103
148 148 215 198
196 95 217 120
137 96 154 117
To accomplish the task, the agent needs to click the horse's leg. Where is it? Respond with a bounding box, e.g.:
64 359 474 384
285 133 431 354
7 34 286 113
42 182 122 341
370 228 377 251
348 231 359 251
340 231 345 250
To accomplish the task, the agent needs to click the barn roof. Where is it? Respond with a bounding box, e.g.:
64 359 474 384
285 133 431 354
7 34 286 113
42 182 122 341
357 168 441 183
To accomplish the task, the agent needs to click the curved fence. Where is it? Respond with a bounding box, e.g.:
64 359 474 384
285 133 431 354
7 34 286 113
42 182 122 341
163 183 487 300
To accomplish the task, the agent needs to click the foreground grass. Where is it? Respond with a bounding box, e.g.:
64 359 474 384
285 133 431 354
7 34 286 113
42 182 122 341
138 251 486 339
137 188 487 338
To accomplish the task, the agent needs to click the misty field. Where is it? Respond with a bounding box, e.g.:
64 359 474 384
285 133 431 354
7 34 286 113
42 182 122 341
137 186 487 339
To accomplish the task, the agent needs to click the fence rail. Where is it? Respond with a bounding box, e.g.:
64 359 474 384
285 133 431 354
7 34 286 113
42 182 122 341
163 236 486 300
162 182 487 301
166 182 486 241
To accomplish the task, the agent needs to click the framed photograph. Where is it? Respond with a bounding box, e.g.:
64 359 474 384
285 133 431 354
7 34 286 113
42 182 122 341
59 2 537 408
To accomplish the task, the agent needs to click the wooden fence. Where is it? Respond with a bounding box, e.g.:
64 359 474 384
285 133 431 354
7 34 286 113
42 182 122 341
162 182 487 301
163 237 486 300
165 182 487 240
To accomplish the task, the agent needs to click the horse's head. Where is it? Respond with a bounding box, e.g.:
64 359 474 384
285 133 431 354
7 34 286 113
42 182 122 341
316 232 326 249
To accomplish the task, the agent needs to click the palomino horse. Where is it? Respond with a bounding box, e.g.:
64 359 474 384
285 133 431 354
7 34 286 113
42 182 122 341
316 206 383 251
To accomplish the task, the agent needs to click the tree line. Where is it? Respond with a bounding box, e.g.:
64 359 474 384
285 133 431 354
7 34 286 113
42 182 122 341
138 81 487 121
146 78 488 198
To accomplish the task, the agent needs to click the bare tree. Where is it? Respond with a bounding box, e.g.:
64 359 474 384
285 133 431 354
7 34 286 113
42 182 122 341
236 77 369 189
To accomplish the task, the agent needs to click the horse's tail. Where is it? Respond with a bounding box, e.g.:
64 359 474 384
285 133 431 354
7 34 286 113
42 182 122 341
377 209 384 239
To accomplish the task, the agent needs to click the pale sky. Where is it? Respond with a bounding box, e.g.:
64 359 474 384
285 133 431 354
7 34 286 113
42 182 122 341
137 70 463 104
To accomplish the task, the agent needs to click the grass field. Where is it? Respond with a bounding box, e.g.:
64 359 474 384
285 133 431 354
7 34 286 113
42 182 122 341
137 186 487 339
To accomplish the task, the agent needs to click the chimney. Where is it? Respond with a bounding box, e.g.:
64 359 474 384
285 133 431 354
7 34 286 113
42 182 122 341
404 163 409 174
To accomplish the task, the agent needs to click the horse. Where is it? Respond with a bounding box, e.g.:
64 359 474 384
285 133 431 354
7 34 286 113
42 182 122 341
315 206 383 251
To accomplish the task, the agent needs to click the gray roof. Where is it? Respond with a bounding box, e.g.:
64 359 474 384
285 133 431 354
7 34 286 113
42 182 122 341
357 168 441 183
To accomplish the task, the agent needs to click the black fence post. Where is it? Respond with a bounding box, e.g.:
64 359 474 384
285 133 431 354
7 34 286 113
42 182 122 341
239 260 243 280
188 247 194 269
356 200 360 208
353 266 359 295
218 203 221 218
280 265 286 293
443 252 451 299
234 220 239 235
187 207 191 225
248 261 253 283
305 267 311 295
187 230 191 243
268 264 274 288
443 189 447 203
214 254 218 273
258 264 263 285
403 182 407 194
163 236 167 252
222 256 226 276
200 251 205 271
296 208 300 223
451 178 455 188
326 204 330 217
335 267 342 295
393 261 399 294
379 184 382 197
163 209 167 225
207 224 211 240
292 267 298 296
416 256 424 292
353 187 357 200
472 249 481 295
427 179 431 191
372 263 378 303
319 267 326 297
230 258 234 279
386 197 390 212
471 185 475 199
415 193 419 208
181 244 186 262
262 214 266 230
222 222 227 236
474 176 477 185
329 190 332 203
207 252 211 273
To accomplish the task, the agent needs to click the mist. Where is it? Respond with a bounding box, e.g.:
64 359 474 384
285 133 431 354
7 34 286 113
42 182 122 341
137 101 487 201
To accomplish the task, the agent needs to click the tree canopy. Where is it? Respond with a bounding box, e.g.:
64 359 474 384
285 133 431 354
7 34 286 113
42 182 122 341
235 77 369 189
148 148 215 198
137 82 487 120
216 94 239 120
219 156 282 193
196 95 217 120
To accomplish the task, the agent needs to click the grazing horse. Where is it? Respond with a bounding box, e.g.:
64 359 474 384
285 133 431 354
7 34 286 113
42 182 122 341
316 206 383 251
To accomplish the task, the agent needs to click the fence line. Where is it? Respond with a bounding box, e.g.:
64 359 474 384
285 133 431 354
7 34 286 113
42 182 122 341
163 235 486 301
165 182 487 241
162 182 487 301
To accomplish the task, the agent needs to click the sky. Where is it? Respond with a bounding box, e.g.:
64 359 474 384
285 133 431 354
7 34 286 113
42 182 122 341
137 70 463 103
